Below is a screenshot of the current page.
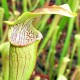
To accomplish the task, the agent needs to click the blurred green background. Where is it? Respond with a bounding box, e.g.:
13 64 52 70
0 0 80 80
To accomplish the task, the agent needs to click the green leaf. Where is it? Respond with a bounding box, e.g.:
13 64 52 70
9 40 40 80
4 4 77 26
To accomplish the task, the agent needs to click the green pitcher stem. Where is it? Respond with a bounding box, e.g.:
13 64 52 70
9 40 40 80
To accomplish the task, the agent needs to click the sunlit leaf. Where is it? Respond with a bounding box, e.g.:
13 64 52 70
4 4 77 26
33 4 77 17
58 75 67 80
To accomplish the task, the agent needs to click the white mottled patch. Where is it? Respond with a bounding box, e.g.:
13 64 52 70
8 19 43 46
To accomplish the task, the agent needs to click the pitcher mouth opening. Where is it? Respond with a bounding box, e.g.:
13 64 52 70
8 19 43 47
